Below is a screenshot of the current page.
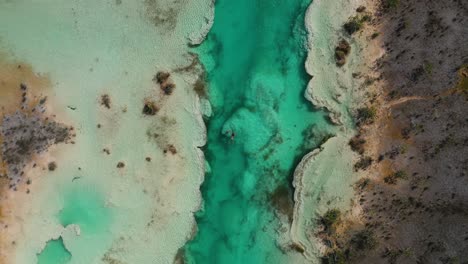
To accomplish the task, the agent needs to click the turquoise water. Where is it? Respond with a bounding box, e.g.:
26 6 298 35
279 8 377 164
37 184 112 263
37 238 71 264
185 0 331 263
58 185 111 234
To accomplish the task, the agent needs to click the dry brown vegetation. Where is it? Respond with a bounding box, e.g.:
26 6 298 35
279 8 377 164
321 0 468 263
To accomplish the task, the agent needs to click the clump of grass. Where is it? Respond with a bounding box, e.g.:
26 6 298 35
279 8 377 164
456 64 468 97
335 39 351 66
371 32 380 39
350 229 377 251
142 100 159 116
100 94 111 109
424 61 434 75
322 250 347 264
321 209 341 230
154 71 170 84
356 178 371 190
349 136 366 154
354 156 373 171
356 107 377 125
384 0 400 9
384 170 407 184
344 16 364 35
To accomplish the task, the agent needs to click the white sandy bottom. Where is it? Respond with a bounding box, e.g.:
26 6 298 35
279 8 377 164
291 0 368 261
0 1 212 263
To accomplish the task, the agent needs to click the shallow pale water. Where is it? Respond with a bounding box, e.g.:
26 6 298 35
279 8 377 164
185 0 332 263
0 1 211 263
37 238 71 264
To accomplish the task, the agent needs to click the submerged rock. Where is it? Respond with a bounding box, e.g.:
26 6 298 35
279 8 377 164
335 39 351 66
153 71 176 95
163 144 177 155
161 82 176 95
153 71 170 85
142 100 159 116
100 94 111 109
116 161 125 168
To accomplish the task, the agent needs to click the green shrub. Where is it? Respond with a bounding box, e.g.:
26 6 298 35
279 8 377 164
344 16 364 35
424 61 434 75
349 136 366 154
322 209 341 229
356 178 371 190
356 107 377 124
354 156 373 171
321 250 347 264
385 0 400 9
351 230 377 251
384 170 407 184
456 64 468 96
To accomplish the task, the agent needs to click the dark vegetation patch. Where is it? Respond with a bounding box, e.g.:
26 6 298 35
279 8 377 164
48 162 57 171
349 135 366 154
154 71 170 85
354 156 373 171
193 77 208 98
344 16 365 35
356 107 376 125
153 71 176 95
321 209 341 232
383 170 407 185
142 100 159 116
269 185 294 222
456 64 468 98
163 144 177 155
382 0 400 10
161 83 176 95
335 39 351 67
100 94 111 109
116 162 125 168
0 83 73 187
350 229 377 252
144 0 182 31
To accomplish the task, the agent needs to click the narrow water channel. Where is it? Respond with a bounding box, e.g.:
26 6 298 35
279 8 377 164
185 0 332 263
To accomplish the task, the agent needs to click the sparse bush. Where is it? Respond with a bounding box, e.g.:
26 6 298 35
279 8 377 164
349 136 366 154
351 230 377 251
384 0 400 9
354 156 373 171
142 100 159 116
356 178 371 190
322 250 347 264
456 64 468 96
322 209 341 230
384 170 407 184
335 39 351 66
424 61 434 75
344 16 364 35
356 107 377 125
361 14 372 22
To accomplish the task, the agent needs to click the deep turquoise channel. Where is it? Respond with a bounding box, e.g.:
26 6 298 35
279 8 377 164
185 0 331 263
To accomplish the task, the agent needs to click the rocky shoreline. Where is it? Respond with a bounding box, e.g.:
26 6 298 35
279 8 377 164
318 0 468 263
